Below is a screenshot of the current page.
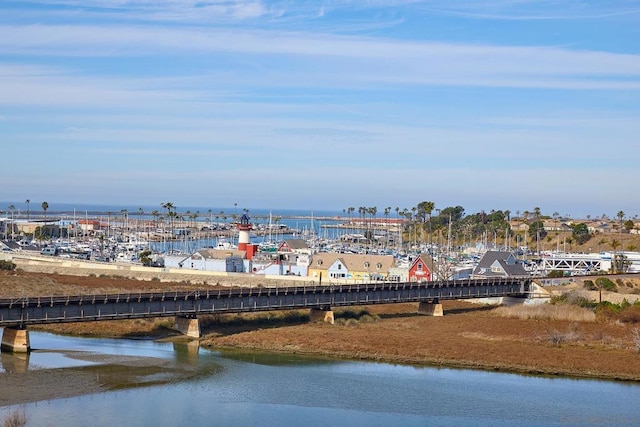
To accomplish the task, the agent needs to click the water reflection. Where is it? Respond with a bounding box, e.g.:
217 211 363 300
0 352 29 374
218 348 336 367
0 332 639 427
172 340 200 365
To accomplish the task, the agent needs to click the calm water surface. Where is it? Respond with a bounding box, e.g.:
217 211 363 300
1 331 639 427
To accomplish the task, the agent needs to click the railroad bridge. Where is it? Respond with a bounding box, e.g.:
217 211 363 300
1 277 532 352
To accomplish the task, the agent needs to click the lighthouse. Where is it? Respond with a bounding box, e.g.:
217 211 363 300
236 213 256 259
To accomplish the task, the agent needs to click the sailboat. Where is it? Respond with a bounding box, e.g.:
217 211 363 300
258 210 278 252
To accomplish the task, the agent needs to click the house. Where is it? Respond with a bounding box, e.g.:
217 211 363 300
308 253 395 282
78 219 101 232
585 221 614 234
471 251 528 278
408 253 434 282
165 249 247 273
542 220 571 233
509 220 529 233
277 239 312 256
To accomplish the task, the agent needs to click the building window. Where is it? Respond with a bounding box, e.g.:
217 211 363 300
317 260 323 266
338 264 342 270
376 263 382 269
364 262 370 268
417 262 423 271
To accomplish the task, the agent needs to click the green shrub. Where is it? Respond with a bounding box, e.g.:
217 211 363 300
551 290 596 309
595 277 617 292
344 318 359 327
583 280 596 290
595 300 640 323
0 260 16 270
359 314 380 323
547 270 565 278
282 311 308 323
338 309 371 320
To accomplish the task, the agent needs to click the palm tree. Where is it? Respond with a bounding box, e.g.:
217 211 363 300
151 210 160 230
8 204 15 240
138 208 144 239
610 239 621 273
161 202 176 252
610 239 621 252
348 207 355 234
411 206 417 248
369 206 378 246
552 211 560 252
106 211 112 240
41 201 49 239
121 209 128 234
617 210 625 250
419 201 435 247
384 207 391 248
533 207 542 255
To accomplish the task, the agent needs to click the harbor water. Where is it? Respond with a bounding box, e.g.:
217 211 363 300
1 331 639 426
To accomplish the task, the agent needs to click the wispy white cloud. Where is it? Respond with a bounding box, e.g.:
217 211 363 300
1 25 639 92
417 0 640 21
2 0 640 214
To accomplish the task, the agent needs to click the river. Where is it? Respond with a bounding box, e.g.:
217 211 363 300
1 331 639 426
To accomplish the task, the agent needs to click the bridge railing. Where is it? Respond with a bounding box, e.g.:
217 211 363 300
0 276 531 326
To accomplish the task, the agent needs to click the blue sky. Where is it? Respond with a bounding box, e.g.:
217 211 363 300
2 1 640 218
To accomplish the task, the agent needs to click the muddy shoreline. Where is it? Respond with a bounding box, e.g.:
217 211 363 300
1 269 640 403
0 348 213 407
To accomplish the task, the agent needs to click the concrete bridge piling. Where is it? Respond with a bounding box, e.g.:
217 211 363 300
173 315 201 338
309 307 335 324
417 300 444 316
1 327 31 353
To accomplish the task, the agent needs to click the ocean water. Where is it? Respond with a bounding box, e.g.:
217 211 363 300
0 201 344 219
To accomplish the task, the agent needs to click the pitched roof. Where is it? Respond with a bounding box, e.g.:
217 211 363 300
196 249 247 259
311 252 395 271
279 239 309 251
472 250 527 277
410 253 434 271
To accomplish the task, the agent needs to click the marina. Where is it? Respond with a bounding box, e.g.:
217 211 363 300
3 203 640 282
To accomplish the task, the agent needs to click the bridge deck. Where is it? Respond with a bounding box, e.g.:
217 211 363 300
0 277 531 326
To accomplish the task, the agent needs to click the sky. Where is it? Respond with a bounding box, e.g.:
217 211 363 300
2 1 640 218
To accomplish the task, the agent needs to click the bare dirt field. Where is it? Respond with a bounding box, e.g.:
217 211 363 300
2 267 640 382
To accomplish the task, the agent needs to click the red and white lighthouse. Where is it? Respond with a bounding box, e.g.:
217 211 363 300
236 213 256 259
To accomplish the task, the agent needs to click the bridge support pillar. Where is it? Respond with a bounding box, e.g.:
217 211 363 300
1 327 31 353
174 316 201 338
417 302 443 317
309 308 334 324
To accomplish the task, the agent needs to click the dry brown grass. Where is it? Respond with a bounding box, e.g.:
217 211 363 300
1 408 27 427
492 303 596 322
632 328 640 353
3 270 640 381
35 317 176 338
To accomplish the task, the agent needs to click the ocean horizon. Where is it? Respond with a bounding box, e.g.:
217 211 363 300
0 201 346 219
